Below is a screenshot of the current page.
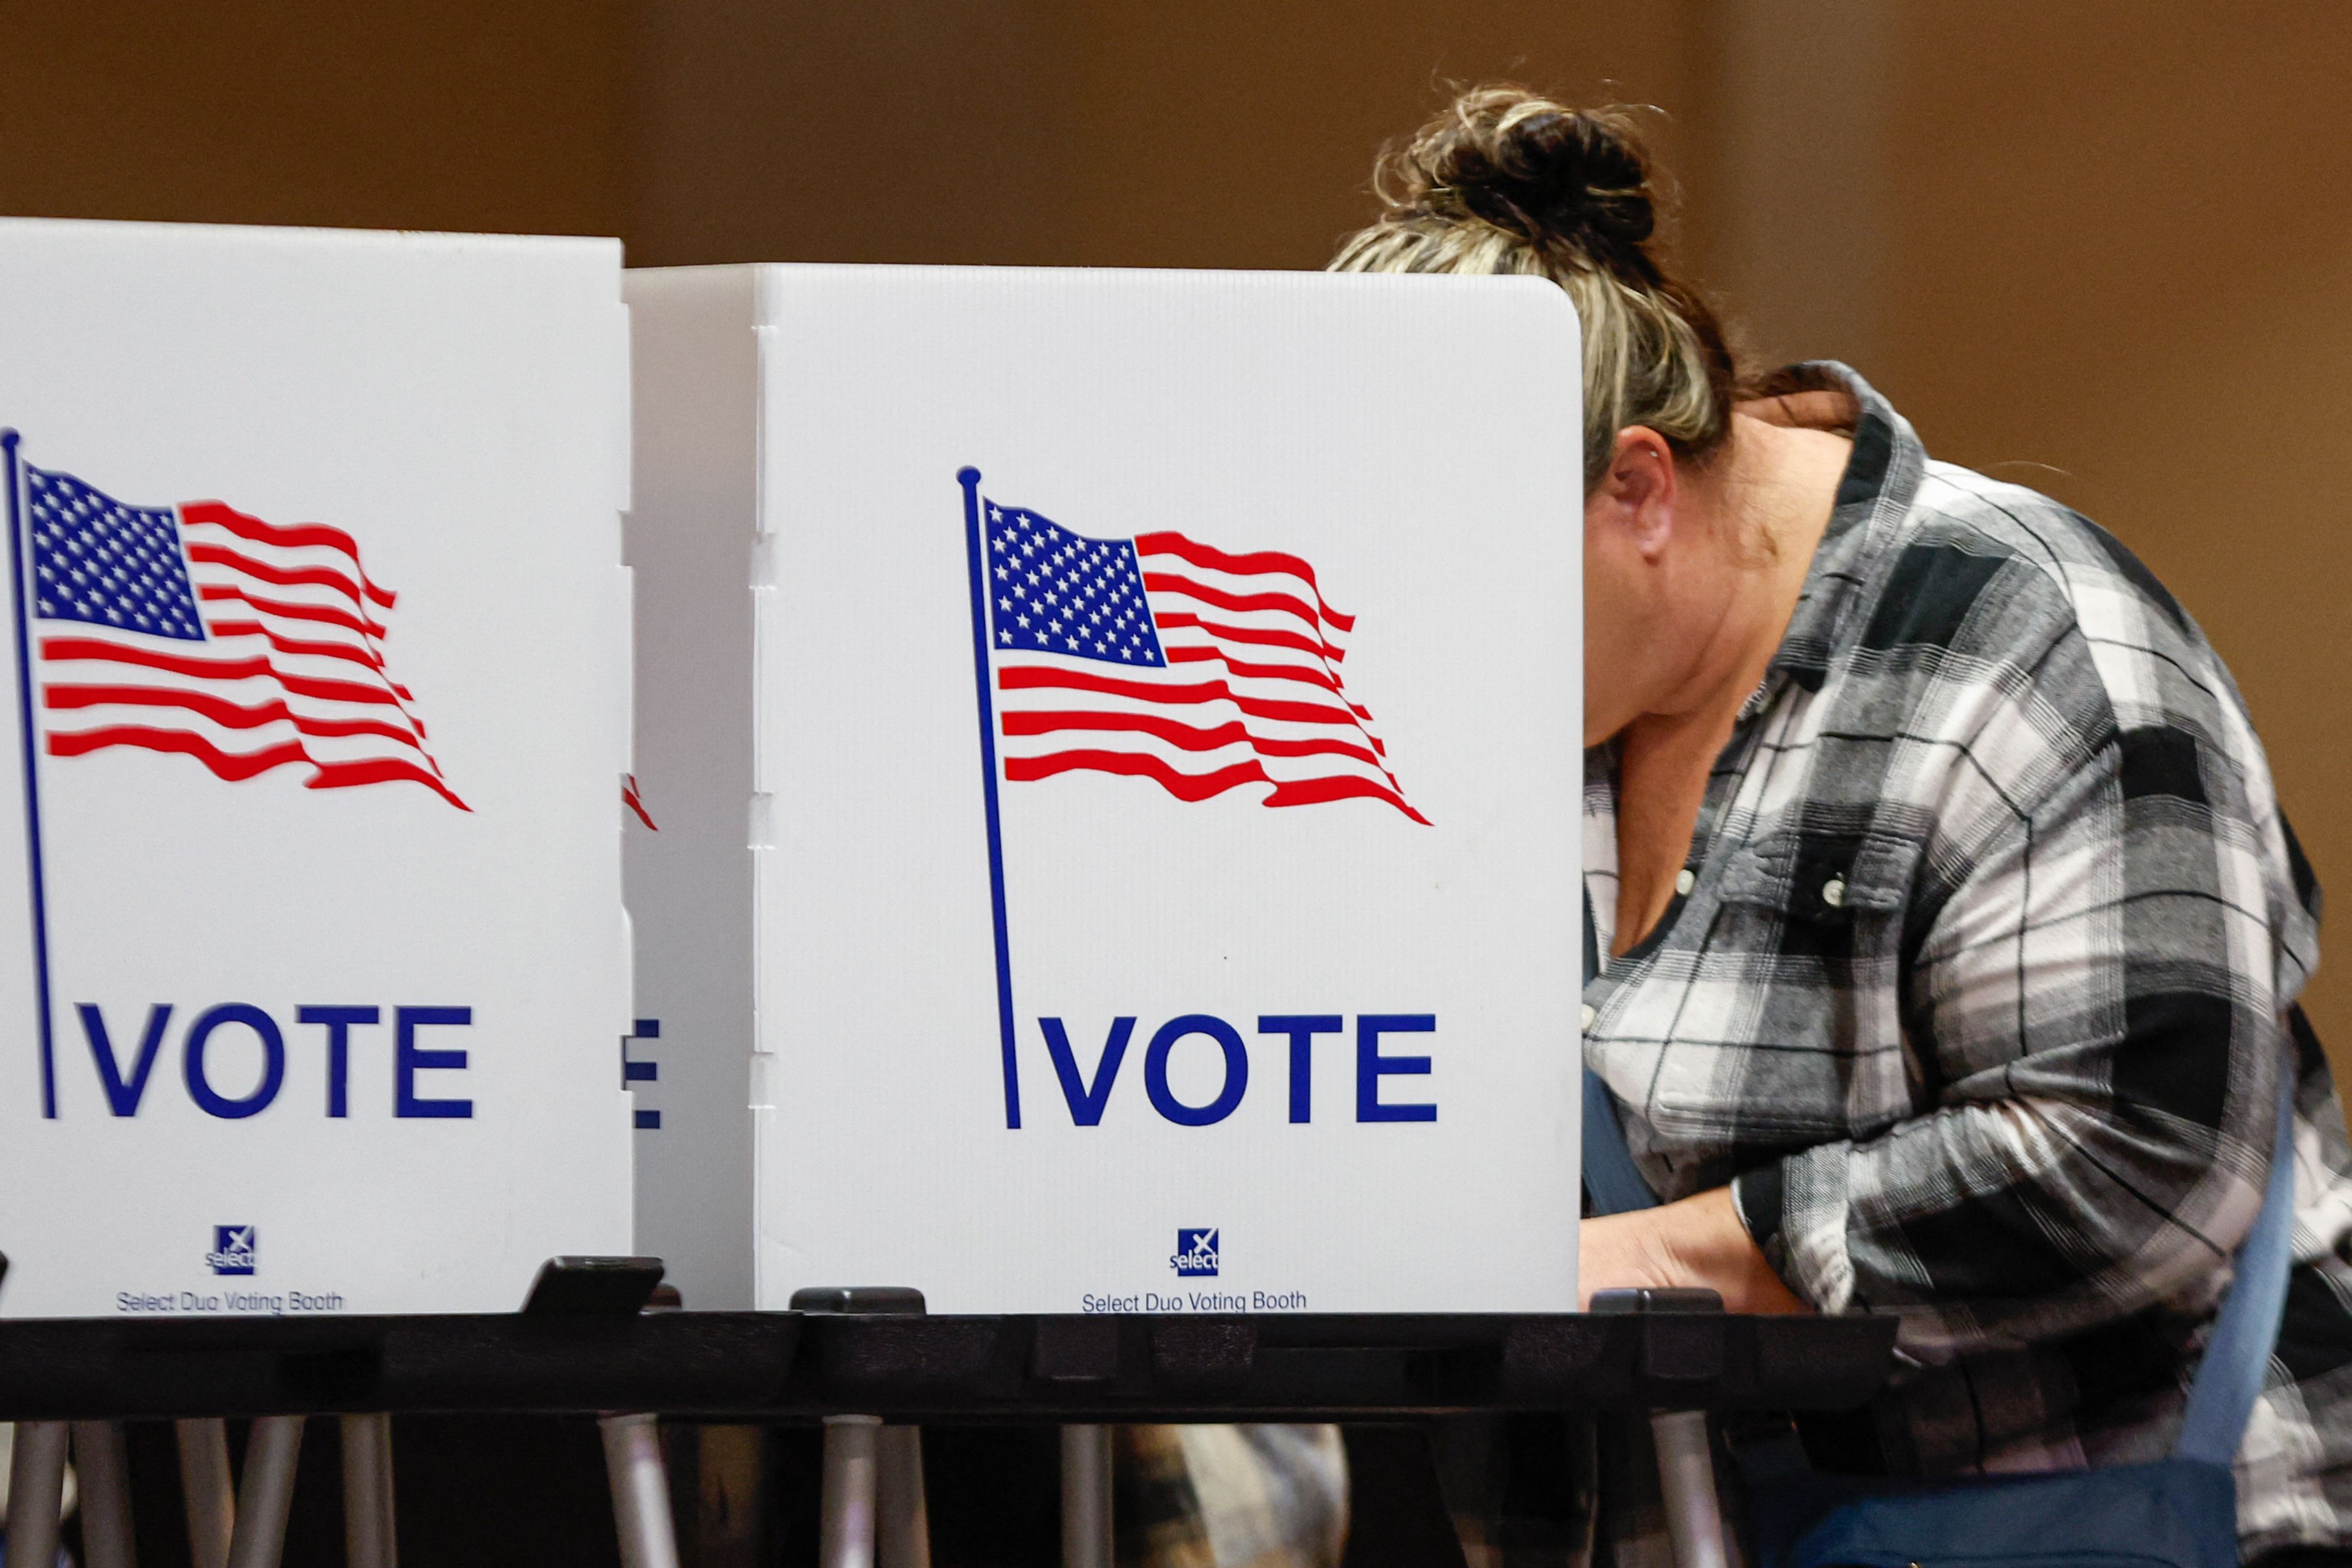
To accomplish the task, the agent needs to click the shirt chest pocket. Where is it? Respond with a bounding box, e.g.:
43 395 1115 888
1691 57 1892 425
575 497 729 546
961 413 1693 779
1715 826 1918 934
1674 826 1923 1132
1603 826 1927 1155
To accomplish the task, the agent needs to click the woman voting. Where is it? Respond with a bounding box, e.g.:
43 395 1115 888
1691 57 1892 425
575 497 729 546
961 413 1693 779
1301 85 2345 1567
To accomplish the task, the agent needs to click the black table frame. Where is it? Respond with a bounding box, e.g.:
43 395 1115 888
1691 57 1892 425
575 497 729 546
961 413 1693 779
0 1310 1897 1422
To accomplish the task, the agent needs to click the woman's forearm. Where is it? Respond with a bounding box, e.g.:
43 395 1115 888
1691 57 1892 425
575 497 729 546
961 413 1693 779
1578 1186 1811 1314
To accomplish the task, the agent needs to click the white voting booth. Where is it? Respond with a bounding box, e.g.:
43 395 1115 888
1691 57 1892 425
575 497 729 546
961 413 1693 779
626 264 1586 1317
0 235 1778 1568
0 219 638 1320
0 214 1813 1568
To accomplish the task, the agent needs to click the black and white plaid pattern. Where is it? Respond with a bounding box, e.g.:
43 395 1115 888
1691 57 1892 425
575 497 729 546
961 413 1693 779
1570 366 2349 1560
1116 1424 1350 1567
1140 367 2351 1567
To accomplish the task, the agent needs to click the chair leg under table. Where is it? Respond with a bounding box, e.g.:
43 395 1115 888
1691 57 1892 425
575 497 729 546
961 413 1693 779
5 1420 70 1568
601 1412 683 1568
225 1414 304 1568
71 1421 136 1568
820 1415 882 1568
1061 1424 1113 1568
341 1413 398 1568
177 1417 236 1568
1651 1411 1730 1568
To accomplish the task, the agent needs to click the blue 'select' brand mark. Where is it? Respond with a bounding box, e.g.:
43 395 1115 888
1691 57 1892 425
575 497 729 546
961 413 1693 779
207 1225 256 1276
1038 1013 1437 1128
1171 1228 1219 1277
75 1004 474 1120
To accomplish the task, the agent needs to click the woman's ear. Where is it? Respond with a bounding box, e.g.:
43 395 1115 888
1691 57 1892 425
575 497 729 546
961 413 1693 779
1590 427 1679 563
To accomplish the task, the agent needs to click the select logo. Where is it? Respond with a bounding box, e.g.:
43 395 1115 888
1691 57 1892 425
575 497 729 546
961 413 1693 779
1171 1228 1219 1278
207 1225 256 1276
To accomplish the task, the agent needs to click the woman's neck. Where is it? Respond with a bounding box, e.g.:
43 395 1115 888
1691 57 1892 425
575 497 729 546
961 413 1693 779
1608 415 1850 955
1628 416 1848 753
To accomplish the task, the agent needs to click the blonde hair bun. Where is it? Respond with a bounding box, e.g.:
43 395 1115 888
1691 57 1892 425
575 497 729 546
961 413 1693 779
1333 84 1740 492
1400 93 1659 268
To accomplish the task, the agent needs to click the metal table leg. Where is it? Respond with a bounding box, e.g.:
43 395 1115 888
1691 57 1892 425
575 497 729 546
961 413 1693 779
341 1413 398 1568
5 1421 69 1568
792 1291 931 1568
1651 1411 1730 1568
601 1413 682 1568
177 1417 236 1568
226 1415 304 1568
1592 1289 1735 1568
71 1421 136 1568
820 1415 882 1568
1060 1424 1113 1568
876 1425 930 1568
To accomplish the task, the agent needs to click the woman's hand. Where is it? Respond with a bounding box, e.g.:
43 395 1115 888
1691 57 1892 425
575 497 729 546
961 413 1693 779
1578 1186 1811 1314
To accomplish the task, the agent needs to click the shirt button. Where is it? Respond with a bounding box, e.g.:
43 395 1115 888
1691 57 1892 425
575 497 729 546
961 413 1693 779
1580 1004 1597 1031
1674 868 1696 896
1822 877 1847 909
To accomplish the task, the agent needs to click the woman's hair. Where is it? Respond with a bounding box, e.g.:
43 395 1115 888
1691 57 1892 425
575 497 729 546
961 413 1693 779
1329 85 1741 493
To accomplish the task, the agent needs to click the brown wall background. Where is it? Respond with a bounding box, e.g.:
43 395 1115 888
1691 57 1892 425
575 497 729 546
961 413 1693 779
5 2 2345 1053
1870 6 2352 1061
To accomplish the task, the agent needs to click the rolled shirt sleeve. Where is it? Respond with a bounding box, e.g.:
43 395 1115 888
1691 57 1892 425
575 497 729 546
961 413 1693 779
1578 369 2347 1541
1731 721 2289 1348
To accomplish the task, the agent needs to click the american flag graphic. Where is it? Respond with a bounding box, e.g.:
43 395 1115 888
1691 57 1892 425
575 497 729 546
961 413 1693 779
977 491 1426 824
22 462 464 809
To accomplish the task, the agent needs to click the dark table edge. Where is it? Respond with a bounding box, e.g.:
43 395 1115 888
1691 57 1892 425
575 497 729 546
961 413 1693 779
0 1310 1901 1422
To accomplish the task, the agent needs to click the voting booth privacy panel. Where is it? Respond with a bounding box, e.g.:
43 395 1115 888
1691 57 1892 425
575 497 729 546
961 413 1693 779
0 219 637 1319
629 265 1584 1315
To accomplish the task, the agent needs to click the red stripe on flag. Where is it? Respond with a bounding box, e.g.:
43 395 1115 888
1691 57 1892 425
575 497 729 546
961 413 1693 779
185 541 377 612
179 502 398 608
48 725 466 809
45 684 430 751
205 620 417 699
1265 774 1430 824
1155 611 1346 663
624 774 658 830
1160 643 1380 733
308 757 469 810
1001 708 1384 767
1004 750 1271 801
40 638 414 712
48 726 312 782
997 665 1363 729
198 584 388 642
1141 571 1329 634
1133 531 1356 632
1164 644 1350 699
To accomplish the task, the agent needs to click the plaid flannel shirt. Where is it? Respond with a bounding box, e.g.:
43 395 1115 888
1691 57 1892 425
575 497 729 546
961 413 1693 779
1126 365 2350 1567
1560 365 2347 1564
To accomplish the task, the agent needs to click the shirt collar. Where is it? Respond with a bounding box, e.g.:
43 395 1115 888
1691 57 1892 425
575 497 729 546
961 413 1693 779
1756 362 1927 695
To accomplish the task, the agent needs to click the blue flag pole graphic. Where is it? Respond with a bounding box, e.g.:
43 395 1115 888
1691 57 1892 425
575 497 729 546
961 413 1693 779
2 430 58 1119
959 466 1021 1128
